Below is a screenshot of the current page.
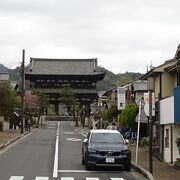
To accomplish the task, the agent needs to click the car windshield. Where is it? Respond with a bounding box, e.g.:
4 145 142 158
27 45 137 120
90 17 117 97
90 133 124 143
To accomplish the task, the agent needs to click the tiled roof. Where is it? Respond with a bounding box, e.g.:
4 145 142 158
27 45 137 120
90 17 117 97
26 58 104 75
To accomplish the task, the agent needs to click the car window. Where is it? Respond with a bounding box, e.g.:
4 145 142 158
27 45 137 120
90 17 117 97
90 133 124 143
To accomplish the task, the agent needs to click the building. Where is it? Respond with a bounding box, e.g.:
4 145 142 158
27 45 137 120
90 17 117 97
25 58 105 115
142 44 180 164
0 68 18 93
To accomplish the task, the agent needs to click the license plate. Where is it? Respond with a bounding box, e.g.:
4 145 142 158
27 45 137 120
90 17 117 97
106 157 115 163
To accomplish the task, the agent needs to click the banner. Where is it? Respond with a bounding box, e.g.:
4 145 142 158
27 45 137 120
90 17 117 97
117 87 126 110
144 92 155 116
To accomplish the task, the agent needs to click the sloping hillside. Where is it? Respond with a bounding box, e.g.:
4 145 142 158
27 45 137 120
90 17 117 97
1 64 143 91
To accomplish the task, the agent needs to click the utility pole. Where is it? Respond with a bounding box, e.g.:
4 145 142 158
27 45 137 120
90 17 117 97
148 77 154 174
149 89 153 174
98 102 102 129
21 49 25 134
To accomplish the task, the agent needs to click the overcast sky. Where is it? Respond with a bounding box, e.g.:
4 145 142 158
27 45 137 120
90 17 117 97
0 0 180 74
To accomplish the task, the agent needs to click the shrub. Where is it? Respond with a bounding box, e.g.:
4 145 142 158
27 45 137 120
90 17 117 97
140 136 149 146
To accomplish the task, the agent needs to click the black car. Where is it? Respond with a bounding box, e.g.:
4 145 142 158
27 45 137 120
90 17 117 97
82 129 131 171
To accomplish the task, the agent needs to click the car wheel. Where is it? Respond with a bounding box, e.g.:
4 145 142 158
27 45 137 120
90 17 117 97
125 164 131 171
85 163 91 170
85 154 91 170
82 156 85 165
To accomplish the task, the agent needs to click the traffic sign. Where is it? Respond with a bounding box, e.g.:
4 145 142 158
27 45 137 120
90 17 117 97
135 101 148 123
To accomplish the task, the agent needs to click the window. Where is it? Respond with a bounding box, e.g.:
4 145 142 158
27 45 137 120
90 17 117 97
90 133 124 143
165 129 169 148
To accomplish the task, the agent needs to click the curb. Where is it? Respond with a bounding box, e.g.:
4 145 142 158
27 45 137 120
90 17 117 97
75 127 155 180
131 162 155 180
0 131 29 150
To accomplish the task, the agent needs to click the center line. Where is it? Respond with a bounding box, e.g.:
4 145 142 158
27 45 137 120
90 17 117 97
53 121 60 178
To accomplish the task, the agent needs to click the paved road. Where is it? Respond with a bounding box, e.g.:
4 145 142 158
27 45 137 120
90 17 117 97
0 121 148 180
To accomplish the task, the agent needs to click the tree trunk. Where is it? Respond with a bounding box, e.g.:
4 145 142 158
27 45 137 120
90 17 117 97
37 114 41 127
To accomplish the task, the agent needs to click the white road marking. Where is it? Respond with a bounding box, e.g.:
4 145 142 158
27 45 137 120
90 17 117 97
74 129 87 137
66 138 82 142
9 176 24 180
9 176 125 180
35 177 49 180
58 170 122 173
53 121 60 178
47 127 55 129
64 132 76 135
58 170 88 173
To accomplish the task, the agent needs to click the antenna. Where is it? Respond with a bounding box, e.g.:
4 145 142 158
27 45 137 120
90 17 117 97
150 60 153 70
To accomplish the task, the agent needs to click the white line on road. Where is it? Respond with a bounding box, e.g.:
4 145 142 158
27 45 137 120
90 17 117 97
58 170 122 173
61 178 74 180
58 170 88 173
86 178 99 180
53 121 60 178
9 176 24 180
35 177 49 180
111 178 124 180
74 129 87 137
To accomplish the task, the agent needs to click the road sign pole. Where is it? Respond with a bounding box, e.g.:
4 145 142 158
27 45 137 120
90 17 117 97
135 100 141 164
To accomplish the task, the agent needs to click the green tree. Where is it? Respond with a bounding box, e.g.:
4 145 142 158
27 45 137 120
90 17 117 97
60 84 75 113
31 88 49 126
60 84 80 126
102 104 118 126
0 81 19 119
120 103 138 130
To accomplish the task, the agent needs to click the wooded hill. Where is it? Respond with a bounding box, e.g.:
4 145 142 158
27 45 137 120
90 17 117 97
0 64 143 91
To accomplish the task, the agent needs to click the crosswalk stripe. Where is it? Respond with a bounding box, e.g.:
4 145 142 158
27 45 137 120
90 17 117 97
9 176 24 180
9 176 125 180
35 177 49 180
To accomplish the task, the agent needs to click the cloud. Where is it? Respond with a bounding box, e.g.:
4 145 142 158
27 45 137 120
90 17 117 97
0 0 180 73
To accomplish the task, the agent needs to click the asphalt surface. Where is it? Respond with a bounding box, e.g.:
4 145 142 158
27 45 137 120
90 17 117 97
0 122 56 180
58 121 148 180
0 121 148 180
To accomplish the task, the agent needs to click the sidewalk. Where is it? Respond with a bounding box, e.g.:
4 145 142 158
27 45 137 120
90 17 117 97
0 121 38 150
73 123 180 180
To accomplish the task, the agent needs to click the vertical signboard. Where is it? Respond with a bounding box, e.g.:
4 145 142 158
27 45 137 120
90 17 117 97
117 87 126 110
144 92 155 116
